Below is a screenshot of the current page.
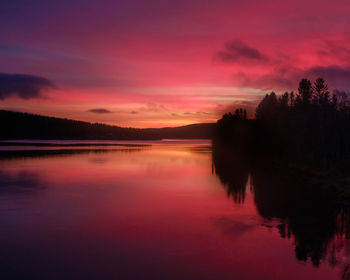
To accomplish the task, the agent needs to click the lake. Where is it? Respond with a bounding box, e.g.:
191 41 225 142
0 140 348 280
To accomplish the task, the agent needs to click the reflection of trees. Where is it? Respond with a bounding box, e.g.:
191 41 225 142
252 165 341 266
212 144 250 204
212 142 350 276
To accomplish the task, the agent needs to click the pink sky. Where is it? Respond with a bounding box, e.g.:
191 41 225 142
1 0 350 127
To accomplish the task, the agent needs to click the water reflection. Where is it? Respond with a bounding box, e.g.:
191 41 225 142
0 141 348 280
213 142 350 278
0 148 144 195
0 147 145 160
0 170 45 194
212 147 250 204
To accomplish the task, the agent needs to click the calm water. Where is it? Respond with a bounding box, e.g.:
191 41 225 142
0 140 348 280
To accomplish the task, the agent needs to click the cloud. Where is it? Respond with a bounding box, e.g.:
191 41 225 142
215 40 269 64
183 111 213 116
222 39 350 92
305 66 350 89
233 65 350 92
0 170 45 194
317 40 350 62
87 108 113 114
216 100 259 117
139 102 167 112
233 69 297 90
0 73 55 100
212 215 258 238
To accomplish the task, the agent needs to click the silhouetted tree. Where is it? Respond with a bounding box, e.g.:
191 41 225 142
214 78 350 273
297 78 313 106
313 77 329 106
216 77 350 167
255 92 278 120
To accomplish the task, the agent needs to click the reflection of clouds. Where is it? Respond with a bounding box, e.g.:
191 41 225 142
0 170 45 194
89 157 109 164
212 215 259 238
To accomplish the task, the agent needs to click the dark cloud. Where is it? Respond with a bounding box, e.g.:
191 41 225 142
233 70 296 90
130 111 139 114
87 108 113 114
305 66 350 89
0 72 55 100
215 40 269 64
234 65 350 92
216 100 259 118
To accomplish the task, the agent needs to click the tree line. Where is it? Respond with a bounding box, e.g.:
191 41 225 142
216 78 350 168
214 78 350 276
0 110 215 140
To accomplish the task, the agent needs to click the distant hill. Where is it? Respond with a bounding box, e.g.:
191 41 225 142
0 110 215 140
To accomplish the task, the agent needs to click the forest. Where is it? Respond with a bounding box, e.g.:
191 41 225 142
0 110 215 140
213 79 350 271
216 77 350 168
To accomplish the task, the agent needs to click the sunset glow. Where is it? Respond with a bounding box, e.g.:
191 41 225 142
1 0 350 127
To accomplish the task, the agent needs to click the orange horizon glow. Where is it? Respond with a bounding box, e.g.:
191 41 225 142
1 0 350 127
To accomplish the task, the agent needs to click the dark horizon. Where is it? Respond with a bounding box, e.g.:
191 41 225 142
0 109 216 140
0 109 217 130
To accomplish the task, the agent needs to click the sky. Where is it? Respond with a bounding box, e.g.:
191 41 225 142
1 0 350 127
